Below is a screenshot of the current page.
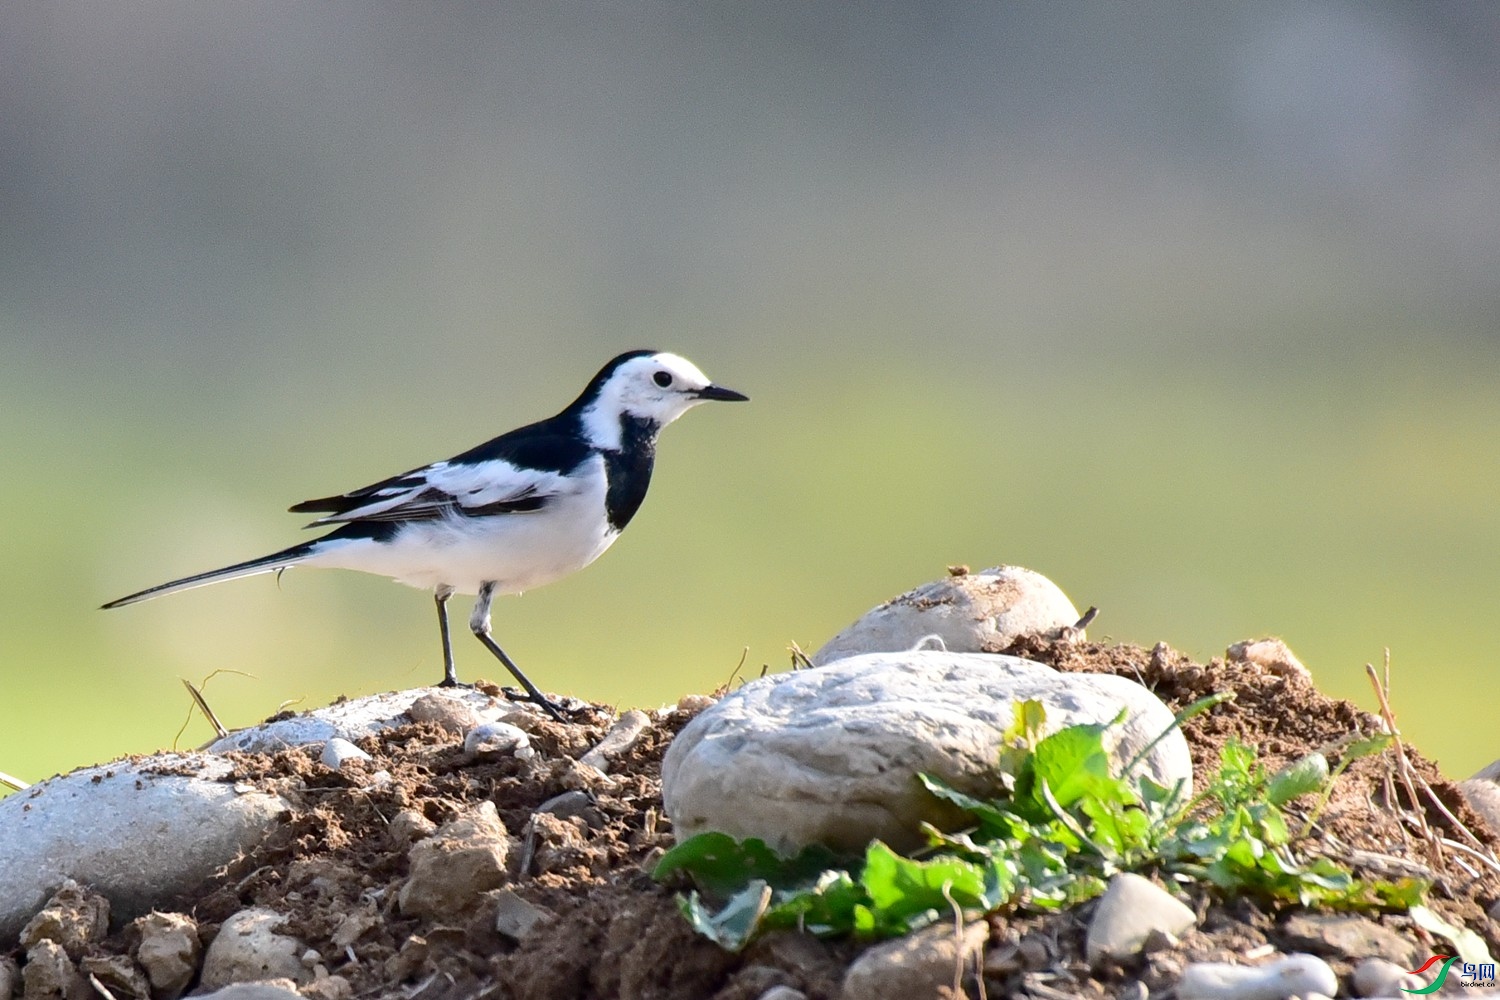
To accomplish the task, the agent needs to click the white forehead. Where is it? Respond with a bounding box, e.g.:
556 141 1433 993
614 352 711 387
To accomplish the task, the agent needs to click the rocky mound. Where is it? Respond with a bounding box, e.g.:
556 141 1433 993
3 633 1497 1000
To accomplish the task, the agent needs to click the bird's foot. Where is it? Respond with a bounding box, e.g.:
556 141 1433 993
498 687 569 722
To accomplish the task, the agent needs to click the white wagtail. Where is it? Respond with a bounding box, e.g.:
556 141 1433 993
103 350 748 720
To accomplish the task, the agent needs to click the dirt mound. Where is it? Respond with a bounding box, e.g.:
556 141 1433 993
8 640 1497 1000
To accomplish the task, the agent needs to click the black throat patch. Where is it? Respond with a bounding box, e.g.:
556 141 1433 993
602 415 659 531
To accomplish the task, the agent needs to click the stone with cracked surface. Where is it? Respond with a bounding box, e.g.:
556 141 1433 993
0 756 289 943
663 651 1190 854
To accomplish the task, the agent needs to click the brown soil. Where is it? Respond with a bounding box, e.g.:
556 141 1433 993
11 639 1500 1000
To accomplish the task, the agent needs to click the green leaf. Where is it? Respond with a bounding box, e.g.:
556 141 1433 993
859 841 1005 933
1341 733 1395 762
1003 699 1048 747
654 832 840 896
1267 753 1329 806
918 773 1016 837
1029 723 1112 809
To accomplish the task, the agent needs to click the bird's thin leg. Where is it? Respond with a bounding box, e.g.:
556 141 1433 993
434 586 459 687
469 582 566 721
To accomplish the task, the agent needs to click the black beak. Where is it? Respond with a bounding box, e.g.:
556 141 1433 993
695 384 749 402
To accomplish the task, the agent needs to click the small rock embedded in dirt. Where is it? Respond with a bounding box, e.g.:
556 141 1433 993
0 956 18 1000
130 911 201 1000
397 801 510 918
756 987 807 1000
462 722 534 759
407 692 484 733
663 651 1189 853
579 710 652 772
526 812 591 875
319 739 372 770
675 693 716 715
21 939 85 1000
1351 957 1422 997
303 975 353 1000
1458 775 1500 838
1279 913 1419 968
18 881 109 960
192 982 305 1000
1177 953 1337 1000
79 953 150 1000
812 565 1082 665
1086 872 1197 964
1225 638 1311 681
491 889 551 940
533 790 600 825
327 902 379 950
386 808 438 847
199 908 310 990
840 920 987 1000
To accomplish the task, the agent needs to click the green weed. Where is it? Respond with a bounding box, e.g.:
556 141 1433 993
654 699 1422 951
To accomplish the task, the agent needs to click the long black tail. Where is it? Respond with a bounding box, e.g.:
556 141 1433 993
101 541 319 610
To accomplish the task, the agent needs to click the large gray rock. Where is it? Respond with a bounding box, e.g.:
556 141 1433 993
813 566 1082 665
207 687 533 754
662 651 1190 854
0 755 289 942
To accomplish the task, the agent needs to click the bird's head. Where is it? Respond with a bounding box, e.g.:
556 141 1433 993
575 350 748 448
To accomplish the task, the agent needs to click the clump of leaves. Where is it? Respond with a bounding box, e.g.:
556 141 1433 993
654 697 1422 951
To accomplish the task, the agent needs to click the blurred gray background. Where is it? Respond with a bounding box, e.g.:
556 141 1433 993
3 2 1498 785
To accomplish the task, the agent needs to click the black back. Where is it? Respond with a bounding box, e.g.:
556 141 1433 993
291 350 666 533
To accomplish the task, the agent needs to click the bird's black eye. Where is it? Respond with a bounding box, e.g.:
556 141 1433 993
653 371 673 388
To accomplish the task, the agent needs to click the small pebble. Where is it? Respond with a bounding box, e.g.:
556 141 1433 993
22 940 83 999
757 987 808 1000
1178 953 1337 1000
1352 957 1421 998
675 693 716 714
491 889 550 940
199 908 310 988
463 722 535 759
1086 872 1196 964
320 739 372 770
407 693 483 733
131 911 201 1000
1226 638 1311 680
579 710 651 772
81 953 152 1000
388 809 438 846
534 790 597 823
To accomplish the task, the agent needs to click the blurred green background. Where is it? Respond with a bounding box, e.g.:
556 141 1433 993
4 4 1498 793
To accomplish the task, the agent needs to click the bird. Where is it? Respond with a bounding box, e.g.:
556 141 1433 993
102 350 748 721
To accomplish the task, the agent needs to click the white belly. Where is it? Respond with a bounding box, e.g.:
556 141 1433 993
304 458 620 595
